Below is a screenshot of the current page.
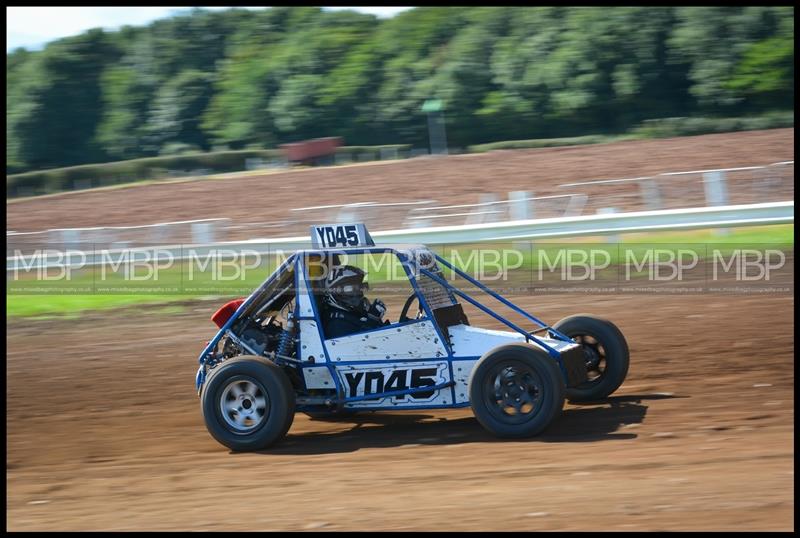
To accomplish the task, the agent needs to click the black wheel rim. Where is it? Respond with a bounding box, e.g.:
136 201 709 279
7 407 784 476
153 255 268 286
483 360 545 424
573 334 607 387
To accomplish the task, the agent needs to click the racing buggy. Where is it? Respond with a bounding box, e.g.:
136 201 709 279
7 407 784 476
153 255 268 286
196 224 630 451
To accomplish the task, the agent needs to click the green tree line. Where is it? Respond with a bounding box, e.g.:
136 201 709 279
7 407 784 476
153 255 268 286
6 6 794 174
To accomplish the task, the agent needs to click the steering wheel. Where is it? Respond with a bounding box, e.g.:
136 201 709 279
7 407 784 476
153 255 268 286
399 292 424 322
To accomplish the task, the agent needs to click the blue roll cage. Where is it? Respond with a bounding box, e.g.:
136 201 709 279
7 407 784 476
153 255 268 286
195 246 576 410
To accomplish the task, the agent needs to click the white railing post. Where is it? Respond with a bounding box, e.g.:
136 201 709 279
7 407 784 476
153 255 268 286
508 191 533 249
466 193 499 225
563 194 588 217
192 222 214 244
640 177 662 210
704 171 730 235
703 171 729 206
508 191 532 221
596 207 620 243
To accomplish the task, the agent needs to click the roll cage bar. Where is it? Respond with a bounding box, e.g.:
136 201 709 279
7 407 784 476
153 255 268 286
196 246 575 391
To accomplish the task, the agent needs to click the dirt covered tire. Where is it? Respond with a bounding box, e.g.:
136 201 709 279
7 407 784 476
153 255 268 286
553 314 630 403
201 356 295 451
469 343 565 438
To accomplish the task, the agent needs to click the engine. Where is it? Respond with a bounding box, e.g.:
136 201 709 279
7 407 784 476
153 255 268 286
216 312 295 361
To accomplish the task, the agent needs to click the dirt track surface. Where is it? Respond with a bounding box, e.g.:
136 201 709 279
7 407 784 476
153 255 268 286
6 128 794 239
6 293 794 531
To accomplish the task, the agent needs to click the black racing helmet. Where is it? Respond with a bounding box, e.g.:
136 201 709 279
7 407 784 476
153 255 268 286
325 265 369 310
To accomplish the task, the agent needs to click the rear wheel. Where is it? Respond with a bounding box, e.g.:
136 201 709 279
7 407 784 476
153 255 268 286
201 356 295 451
469 343 565 438
552 315 630 402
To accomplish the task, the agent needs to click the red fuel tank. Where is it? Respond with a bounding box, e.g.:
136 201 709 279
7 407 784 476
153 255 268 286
211 298 246 328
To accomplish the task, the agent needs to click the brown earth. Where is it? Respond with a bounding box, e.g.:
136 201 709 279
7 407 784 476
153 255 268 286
6 128 794 240
6 292 794 531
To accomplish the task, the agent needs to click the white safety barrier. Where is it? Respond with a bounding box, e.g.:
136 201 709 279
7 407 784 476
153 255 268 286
558 160 794 212
6 217 230 245
6 201 793 271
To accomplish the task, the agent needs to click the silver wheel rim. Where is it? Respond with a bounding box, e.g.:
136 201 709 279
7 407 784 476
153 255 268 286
219 378 269 433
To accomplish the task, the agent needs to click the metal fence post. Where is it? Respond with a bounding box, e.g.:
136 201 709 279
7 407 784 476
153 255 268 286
466 193 499 225
597 207 620 243
703 171 729 206
704 171 730 235
508 191 532 221
639 177 662 210
192 222 214 244
508 191 533 251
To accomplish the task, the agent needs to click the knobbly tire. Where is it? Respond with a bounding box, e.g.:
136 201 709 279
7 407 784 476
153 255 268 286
201 356 295 452
469 343 565 438
552 314 630 403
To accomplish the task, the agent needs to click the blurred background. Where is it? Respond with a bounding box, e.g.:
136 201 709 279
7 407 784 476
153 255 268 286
6 6 794 178
6 6 795 532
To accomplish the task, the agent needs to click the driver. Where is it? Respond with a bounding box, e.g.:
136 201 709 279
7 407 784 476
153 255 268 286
321 265 389 338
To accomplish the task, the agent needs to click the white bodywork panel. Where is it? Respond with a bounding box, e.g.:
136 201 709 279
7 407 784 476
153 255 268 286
291 255 577 408
297 275 328 362
297 275 315 318
337 361 452 408
452 360 478 404
296 275 453 404
447 324 577 358
302 366 336 389
298 319 327 362
447 324 526 405
447 324 579 404
325 319 447 362
447 325 526 357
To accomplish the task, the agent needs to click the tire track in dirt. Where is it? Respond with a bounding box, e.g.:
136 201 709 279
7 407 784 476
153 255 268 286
6 293 794 531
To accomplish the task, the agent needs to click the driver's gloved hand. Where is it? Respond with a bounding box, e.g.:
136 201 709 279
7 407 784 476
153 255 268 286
368 298 387 321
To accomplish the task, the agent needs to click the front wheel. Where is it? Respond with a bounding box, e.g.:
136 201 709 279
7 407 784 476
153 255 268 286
469 343 565 438
201 356 295 451
552 315 630 402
